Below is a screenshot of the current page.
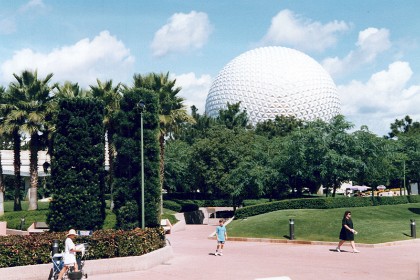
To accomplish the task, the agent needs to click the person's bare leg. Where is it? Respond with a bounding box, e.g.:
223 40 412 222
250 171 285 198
351 241 360 252
58 266 68 279
74 262 79 272
336 240 345 251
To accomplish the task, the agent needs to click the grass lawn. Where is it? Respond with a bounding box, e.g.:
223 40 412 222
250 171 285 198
227 203 420 244
0 200 178 230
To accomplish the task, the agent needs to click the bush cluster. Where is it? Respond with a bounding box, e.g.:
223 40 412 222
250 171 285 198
0 228 165 268
234 195 420 219
163 199 232 212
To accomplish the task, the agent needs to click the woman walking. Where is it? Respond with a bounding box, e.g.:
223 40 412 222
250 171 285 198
336 210 360 253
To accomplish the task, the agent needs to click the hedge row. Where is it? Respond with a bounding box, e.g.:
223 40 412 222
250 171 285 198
163 199 231 212
234 195 420 220
0 228 165 268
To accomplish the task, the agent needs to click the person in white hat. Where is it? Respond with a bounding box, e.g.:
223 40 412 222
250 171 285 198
58 229 81 279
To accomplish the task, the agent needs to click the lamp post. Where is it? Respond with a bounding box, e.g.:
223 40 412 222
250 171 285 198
137 101 146 229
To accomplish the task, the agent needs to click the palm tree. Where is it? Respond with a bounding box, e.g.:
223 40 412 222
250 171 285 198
90 79 122 210
7 70 57 211
133 72 195 192
0 86 7 215
55 81 91 99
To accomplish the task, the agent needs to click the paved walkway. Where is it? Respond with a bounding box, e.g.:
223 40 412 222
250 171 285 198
88 215 420 280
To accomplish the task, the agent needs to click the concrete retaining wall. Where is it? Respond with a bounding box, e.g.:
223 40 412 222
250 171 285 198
0 245 173 280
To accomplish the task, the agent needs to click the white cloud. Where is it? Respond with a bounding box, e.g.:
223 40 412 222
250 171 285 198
151 11 213 57
0 31 135 87
338 61 420 135
260 9 349 52
323 28 391 78
0 0 46 35
172 72 212 114
0 18 16 35
19 0 46 13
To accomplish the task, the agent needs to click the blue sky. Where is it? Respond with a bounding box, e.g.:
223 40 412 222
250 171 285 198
1 0 420 136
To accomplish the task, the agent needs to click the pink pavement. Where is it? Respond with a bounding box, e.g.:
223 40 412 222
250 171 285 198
88 217 420 280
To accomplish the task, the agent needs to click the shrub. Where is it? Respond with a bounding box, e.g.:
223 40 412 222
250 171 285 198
163 200 182 212
0 228 165 268
180 203 199 212
234 195 419 219
47 98 106 231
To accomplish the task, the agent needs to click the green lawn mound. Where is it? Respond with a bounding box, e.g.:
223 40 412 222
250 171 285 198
228 203 420 244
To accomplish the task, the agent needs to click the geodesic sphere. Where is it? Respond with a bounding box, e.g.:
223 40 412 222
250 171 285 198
205 46 341 125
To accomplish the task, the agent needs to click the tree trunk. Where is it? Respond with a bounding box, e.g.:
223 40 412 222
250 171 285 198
13 130 22 211
107 130 115 210
159 132 165 190
158 132 165 215
28 133 39 210
0 150 4 216
0 191 4 216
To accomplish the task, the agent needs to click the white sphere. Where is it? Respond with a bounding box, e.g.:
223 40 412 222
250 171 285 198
205 46 341 125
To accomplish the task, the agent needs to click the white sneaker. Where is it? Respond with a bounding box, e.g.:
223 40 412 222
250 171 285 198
219 252 223 256
336 247 341 252
353 249 360 253
215 252 219 256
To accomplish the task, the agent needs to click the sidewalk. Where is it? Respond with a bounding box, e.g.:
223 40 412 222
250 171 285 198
88 214 420 280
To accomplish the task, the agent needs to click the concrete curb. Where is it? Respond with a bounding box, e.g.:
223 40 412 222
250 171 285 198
0 245 173 280
211 236 420 248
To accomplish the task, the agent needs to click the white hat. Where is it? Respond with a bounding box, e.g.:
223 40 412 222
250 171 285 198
66 229 78 236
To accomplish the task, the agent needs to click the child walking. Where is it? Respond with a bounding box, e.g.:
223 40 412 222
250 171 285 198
215 219 227 256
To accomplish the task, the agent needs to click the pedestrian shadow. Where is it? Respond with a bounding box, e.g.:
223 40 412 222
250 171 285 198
408 208 420 215
329 248 351 253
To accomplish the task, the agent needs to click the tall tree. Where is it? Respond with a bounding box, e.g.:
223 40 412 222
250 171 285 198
216 102 249 129
47 98 106 231
132 72 194 193
255 115 304 139
7 70 57 210
90 79 122 210
0 86 6 215
388 115 420 139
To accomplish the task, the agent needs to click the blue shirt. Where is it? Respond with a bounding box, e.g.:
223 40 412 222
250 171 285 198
216 225 226 241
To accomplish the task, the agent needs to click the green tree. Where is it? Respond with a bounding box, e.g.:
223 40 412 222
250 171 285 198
216 102 249 129
12 71 57 210
55 81 91 99
0 70 57 210
90 79 122 210
318 116 360 196
255 115 304 139
113 88 160 229
132 72 194 194
388 115 420 139
164 140 193 193
179 105 215 144
0 86 6 215
352 126 395 190
189 127 258 207
47 98 106 231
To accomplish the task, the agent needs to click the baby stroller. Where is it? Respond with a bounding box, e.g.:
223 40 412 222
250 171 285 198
48 242 89 280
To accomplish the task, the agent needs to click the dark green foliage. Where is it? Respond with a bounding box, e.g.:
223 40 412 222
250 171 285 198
113 88 160 228
408 195 420 203
180 203 199 212
0 228 165 268
162 200 182 212
115 201 139 230
47 98 106 231
163 199 232 210
234 196 417 219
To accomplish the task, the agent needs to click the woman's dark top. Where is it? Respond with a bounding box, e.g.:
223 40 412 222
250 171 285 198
339 218 354 241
